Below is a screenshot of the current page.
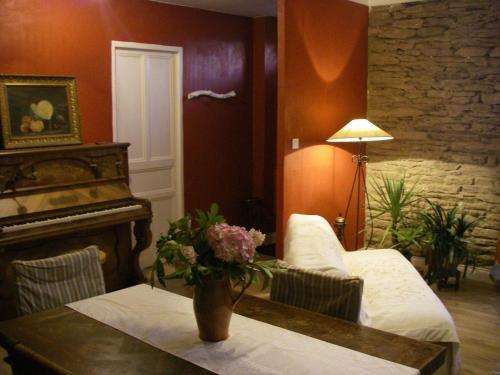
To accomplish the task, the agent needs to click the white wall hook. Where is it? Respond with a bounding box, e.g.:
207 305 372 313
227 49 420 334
187 90 236 100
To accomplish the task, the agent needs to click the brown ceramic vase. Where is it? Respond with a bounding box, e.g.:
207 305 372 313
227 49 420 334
193 277 234 342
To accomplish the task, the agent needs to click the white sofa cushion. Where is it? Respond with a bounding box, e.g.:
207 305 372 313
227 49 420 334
284 214 349 276
342 248 459 343
342 248 460 375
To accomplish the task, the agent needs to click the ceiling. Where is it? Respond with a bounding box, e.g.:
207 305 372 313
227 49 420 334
150 0 421 17
151 0 277 17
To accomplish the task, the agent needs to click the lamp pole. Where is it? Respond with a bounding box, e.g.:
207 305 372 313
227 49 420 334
343 141 368 250
326 119 393 251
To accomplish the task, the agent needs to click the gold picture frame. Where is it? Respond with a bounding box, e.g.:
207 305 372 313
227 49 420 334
0 75 82 149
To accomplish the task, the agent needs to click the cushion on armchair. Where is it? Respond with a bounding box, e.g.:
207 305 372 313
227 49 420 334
11 245 106 315
270 262 363 323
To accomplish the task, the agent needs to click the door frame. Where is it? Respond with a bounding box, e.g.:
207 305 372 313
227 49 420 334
111 41 184 218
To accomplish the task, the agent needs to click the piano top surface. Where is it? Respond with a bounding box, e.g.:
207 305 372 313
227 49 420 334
0 142 130 157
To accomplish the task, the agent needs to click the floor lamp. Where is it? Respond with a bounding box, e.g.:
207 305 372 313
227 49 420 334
326 119 393 250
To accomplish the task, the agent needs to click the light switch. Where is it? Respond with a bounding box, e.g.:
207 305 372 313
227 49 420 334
292 138 300 150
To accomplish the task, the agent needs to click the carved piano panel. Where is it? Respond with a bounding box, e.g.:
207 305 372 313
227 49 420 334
0 143 152 320
0 143 127 192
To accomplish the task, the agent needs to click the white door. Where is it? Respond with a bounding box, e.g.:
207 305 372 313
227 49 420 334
112 41 184 269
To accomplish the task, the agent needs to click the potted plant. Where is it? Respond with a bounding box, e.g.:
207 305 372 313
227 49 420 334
420 200 480 290
150 203 281 341
368 174 420 259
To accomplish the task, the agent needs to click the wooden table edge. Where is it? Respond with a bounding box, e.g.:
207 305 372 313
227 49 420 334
0 291 446 375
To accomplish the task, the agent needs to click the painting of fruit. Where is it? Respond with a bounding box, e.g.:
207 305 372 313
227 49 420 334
29 120 45 133
7 86 70 137
0 75 81 149
20 123 30 133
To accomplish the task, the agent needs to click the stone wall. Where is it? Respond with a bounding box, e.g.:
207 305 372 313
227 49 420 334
366 0 499 267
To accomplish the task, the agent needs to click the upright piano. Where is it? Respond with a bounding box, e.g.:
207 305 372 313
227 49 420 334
0 143 153 320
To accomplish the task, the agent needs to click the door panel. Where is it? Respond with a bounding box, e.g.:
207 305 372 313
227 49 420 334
112 42 183 269
115 52 146 163
147 55 173 160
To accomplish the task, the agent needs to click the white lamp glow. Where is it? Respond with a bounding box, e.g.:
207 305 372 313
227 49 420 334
326 119 393 143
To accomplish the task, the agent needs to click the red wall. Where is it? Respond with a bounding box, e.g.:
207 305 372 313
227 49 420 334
276 0 368 255
252 17 277 231
0 0 253 223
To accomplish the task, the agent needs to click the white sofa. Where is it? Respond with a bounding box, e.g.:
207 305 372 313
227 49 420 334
282 214 460 375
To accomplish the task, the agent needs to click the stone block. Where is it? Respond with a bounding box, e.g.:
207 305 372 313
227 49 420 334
481 93 500 105
417 27 446 38
369 53 400 65
456 47 490 57
470 57 490 67
393 18 424 29
423 17 457 28
388 107 425 117
419 47 454 57
490 47 500 57
378 28 417 39
449 0 490 9
474 228 499 240
436 70 469 79
449 154 488 165
402 3 448 14
425 90 452 99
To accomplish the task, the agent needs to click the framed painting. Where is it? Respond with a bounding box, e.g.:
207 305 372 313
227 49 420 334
0 75 82 149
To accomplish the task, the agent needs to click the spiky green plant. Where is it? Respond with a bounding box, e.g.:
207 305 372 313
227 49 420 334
369 174 420 251
420 200 480 285
390 224 427 258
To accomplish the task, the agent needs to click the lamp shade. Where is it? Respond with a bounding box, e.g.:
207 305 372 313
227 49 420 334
326 119 393 143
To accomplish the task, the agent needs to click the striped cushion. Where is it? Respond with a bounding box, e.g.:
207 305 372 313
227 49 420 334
270 262 363 323
11 246 106 316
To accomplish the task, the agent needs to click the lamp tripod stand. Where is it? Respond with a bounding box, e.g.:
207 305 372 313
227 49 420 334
343 150 370 250
327 119 393 250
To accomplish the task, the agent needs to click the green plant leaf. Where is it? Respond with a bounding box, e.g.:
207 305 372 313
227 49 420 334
155 259 166 287
369 173 420 249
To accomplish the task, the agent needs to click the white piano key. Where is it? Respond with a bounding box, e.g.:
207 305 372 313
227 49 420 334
1 204 144 233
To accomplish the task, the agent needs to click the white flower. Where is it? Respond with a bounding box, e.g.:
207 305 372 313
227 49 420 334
248 228 265 247
181 246 197 264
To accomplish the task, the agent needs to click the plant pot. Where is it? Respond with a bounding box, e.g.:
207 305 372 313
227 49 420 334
193 277 234 342
438 269 461 291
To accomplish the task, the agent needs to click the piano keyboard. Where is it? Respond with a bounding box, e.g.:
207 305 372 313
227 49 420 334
1 204 144 233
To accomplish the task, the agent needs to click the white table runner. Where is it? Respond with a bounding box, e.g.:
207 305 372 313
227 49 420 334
67 285 419 375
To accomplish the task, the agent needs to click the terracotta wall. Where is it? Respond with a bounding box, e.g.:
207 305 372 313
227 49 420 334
0 0 253 223
276 0 368 255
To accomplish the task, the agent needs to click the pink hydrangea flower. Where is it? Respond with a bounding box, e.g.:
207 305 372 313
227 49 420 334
207 223 256 263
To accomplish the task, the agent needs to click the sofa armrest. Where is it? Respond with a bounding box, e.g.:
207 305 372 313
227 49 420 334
270 263 363 323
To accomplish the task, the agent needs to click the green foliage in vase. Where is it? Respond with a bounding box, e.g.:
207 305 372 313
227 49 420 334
420 200 480 285
150 203 283 295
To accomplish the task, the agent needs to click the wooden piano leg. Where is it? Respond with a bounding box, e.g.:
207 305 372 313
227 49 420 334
131 218 153 285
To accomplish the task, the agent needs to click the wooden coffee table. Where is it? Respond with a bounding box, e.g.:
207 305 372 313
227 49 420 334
0 285 445 375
